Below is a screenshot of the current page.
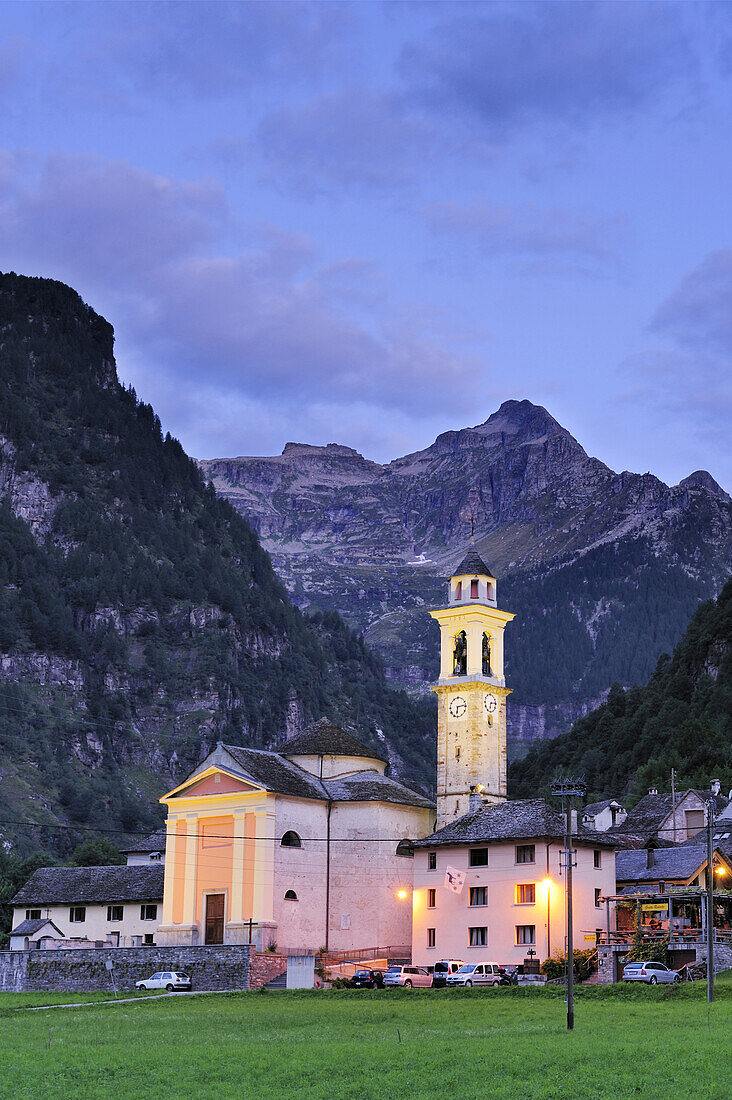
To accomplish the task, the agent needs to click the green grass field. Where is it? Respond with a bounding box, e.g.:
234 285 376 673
2 981 730 1100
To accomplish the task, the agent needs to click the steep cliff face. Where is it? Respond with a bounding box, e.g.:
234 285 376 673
0 273 435 855
201 401 732 754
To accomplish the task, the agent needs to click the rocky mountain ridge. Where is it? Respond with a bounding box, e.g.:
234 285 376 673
0 272 434 856
200 401 732 753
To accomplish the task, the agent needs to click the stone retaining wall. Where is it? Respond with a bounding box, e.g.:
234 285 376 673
0 945 288 993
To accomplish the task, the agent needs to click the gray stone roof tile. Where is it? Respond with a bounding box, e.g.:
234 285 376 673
281 719 384 762
414 798 618 848
616 846 708 883
10 865 164 907
452 551 494 579
120 828 166 854
10 918 61 936
322 771 433 809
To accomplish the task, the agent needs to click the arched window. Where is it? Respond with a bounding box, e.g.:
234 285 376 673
284 890 298 901
482 632 492 677
453 630 467 676
396 840 414 858
281 831 302 848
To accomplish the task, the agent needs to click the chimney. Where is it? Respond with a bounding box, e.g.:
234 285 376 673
711 779 721 797
469 786 484 813
647 848 655 869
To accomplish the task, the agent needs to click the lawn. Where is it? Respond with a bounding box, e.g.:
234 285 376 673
2 982 730 1100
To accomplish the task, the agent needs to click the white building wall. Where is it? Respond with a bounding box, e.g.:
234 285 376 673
412 840 616 968
12 901 161 946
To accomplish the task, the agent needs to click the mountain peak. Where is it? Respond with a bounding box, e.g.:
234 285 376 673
678 470 730 501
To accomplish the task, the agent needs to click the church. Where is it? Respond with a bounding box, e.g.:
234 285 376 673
155 719 434 953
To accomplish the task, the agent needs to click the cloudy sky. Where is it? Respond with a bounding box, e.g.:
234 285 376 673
2 1 731 486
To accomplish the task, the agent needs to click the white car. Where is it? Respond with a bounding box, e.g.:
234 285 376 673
135 970 192 992
447 962 504 987
382 965 433 988
622 961 680 985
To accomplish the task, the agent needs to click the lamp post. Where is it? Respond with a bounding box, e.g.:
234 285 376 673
552 778 586 1032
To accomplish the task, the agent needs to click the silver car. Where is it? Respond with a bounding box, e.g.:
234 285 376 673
446 962 504 987
382 965 432 988
622 961 680 985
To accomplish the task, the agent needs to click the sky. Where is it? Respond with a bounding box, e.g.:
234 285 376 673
1 1 731 487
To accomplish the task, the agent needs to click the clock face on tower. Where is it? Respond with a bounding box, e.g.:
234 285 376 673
484 693 498 714
449 695 467 718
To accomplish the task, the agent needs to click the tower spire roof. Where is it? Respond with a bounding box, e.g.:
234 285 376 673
452 550 495 579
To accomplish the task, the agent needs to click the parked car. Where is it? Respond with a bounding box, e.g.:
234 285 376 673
432 960 463 988
348 968 384 989
135 971 192 992
446 962 504 988
622 961 680 985
382 965 433 988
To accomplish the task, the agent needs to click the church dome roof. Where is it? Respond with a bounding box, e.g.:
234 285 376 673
451 550 495 579
281 718 386 762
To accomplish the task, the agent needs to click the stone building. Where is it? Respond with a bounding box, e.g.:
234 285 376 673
10 865 164 948
155 720 434 953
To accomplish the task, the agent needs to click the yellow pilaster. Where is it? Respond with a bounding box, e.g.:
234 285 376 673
161 817 178 926
181 813 199 927
252 810 276 922
230 811 247 924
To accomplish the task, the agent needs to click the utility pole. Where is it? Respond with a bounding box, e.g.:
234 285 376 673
552 778 585 1032
671 769 676 844
707 798 715 1004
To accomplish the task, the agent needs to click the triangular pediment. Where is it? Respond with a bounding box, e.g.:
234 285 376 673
163 765 266 801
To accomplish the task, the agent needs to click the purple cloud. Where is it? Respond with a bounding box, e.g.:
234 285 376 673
255 89 437 191
651 248 732 355
0 151 477 427
424 200 626 272
399 2 698 133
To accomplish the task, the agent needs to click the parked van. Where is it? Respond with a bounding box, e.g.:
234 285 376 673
446 962 504 987
432 960 463 988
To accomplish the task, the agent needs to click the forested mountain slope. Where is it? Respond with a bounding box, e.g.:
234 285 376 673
202 403 731 755
0 273 434 857
509 579 732 803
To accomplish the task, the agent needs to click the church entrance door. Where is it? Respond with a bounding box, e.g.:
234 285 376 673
205 893 225 945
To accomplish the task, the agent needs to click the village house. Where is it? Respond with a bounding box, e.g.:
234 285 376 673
615 844 732 895
10 865 164 949
581 799 627 832
155 720 434 953
412 798 617 967
609 784 729 848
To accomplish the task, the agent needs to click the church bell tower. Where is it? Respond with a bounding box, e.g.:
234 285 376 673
430 551 515 827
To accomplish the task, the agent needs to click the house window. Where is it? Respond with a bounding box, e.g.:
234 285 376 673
516 884 535 905
470 579 479 598
144 934 155 946
427 928 436 948
281 831 302 848
396 840 414 858
469 848 488 867
516 925 536 945
515 845 535 864
140 904 158 921
26 909 41 921
469 886 488 907
593 850 601 869
107 905 123 922
69 907 86 923
428 888 436 908
455 581 462 600
595 889 602 908
469 926 487 947
428 851 437 871
284 890 298 901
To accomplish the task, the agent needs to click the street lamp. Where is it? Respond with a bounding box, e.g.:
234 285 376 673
397 888 408 900
552 778 586 1032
